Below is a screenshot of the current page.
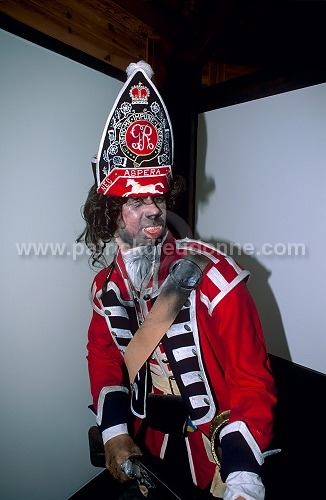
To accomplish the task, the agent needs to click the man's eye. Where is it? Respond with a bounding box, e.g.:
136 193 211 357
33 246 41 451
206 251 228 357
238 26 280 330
127 196 166 207
127 198 142 207
154 196 166 204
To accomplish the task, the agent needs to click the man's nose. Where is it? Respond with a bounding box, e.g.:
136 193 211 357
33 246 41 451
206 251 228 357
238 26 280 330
143 197 163 217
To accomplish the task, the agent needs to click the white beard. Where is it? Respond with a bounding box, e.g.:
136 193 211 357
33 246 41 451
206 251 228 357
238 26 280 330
122 245 156 291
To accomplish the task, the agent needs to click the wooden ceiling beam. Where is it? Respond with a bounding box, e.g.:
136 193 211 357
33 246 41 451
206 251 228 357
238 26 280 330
209 48 264 69
198 63 326 114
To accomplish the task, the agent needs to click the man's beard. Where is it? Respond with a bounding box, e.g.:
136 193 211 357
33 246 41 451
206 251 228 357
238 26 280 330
122 245 157 291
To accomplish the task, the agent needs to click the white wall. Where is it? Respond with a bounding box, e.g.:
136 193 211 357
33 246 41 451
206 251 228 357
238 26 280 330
0 29 121 499
196 83 326 374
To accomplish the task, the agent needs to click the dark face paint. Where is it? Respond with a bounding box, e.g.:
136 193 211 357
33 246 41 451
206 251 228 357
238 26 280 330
115 196 167 248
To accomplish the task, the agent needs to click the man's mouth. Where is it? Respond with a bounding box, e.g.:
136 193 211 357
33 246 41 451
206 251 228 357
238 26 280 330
142 225 163 238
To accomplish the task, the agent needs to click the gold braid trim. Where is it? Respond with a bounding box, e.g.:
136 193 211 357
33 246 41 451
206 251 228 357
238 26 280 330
209 410 231 467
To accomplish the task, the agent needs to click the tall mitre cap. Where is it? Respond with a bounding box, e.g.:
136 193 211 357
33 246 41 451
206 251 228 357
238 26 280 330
94 60 174 197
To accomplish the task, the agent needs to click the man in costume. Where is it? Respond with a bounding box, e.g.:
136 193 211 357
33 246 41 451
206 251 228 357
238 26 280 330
80 61 278 499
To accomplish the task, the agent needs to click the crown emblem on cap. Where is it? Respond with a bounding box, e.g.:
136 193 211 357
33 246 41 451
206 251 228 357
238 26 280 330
129 82 150 104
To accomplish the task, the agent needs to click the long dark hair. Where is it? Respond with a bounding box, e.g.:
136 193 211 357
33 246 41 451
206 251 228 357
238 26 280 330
77 175 185 267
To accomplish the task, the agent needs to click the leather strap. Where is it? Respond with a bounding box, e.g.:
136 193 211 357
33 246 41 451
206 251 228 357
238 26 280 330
124 251 210 384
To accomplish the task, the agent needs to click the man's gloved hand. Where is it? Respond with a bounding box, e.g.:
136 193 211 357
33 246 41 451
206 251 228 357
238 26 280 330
104 434 142 482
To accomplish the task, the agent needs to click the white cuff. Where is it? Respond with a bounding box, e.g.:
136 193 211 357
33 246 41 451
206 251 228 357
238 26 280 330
224 471 265 500
102 423 129 445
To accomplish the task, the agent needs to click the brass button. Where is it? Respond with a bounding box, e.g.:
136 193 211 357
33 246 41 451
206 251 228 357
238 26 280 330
111 331 117 336
104 309 111 315
184 325 191 331
143 294 150 301
204 398 210 405
192 348 197 356
185 299 191 307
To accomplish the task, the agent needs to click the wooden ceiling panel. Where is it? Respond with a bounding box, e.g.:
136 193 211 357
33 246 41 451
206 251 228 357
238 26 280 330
1 3 160 67
112 0 182 41
0 0 150 68
1 0 325 88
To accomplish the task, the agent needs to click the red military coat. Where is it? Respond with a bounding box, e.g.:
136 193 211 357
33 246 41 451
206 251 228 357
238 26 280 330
87 231 277 489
